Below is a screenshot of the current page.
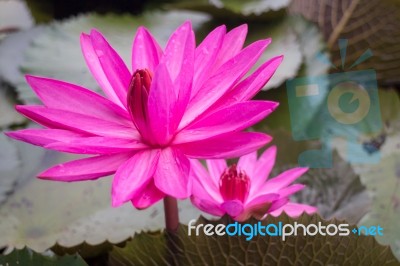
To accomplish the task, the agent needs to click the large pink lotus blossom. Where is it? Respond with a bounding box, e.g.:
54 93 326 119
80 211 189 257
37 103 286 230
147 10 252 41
6 21 282 209
190 146 317 221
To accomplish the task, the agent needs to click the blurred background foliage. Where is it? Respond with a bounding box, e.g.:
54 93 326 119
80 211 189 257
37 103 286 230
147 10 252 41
1 0 400 265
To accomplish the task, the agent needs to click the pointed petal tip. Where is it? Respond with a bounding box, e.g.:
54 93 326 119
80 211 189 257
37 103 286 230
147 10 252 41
296 184 306 190
261 38 272 47
24 74 36 82
15 105 25 112
270 55 284 66
2 131 26 142
37 172 51 180
80 32 90 38
268 145 277 154
136 26 152 36
111 196 124 208
268 101 280 111
263 134 273 144
183 20 193 28
230 24 248 34
3 131 12 137
89 28 102 36
296 166 309 173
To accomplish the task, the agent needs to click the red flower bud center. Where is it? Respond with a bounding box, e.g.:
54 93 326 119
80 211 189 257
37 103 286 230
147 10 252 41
127 69 153 132
219 164 250 203
128 69 152 97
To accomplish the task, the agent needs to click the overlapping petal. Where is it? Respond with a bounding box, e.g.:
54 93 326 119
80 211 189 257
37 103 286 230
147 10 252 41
16 106 137 139
175 101 278 143
5 129 88 147
193 25 226 93
39 153 133 181
180 39 272 128
212 24 248 71
80 31 130 108
26 75 131 122
177 132 272 159
154 147 191 199
131 26 163 72
112 149 160 207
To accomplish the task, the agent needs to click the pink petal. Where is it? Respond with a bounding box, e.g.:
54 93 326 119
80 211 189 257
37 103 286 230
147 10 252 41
277 184 305 198
260 167 309 195
5 129 88 147
181 39 271 128
176 132 272 159
249 146 277 195
192 25 226 94
80 33 122 107
212 24 248 71
46 137 147 154
205 159 227 186
147 64 179 145
175 101 278 143
270 203 317 217
26 75 131 123
161 22 195 126
190 159 222 202
38 153 133 181
237 193 279 220
112 149 160 207
154 147 191 198
131 180 165 209
221 200 244 217
89 30 131 107
268 197 289 213
237 151 257 178
131 26 163 72
244 193 279 208
162 21 194 82
191 197 224 216
214 56 283 111
16 106 137 139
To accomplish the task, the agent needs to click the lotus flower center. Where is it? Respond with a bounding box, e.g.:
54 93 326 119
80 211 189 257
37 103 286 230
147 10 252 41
127 69 153 134
129 69 152 95
219 164 250 203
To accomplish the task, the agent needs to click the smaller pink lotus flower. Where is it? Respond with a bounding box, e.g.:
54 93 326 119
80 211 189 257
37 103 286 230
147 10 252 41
190 146 317 221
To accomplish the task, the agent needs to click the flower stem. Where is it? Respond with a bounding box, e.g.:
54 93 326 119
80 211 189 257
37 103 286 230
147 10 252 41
163 196 179 232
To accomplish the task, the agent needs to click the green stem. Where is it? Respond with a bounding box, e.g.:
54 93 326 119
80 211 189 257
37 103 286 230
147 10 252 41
163 196 179 232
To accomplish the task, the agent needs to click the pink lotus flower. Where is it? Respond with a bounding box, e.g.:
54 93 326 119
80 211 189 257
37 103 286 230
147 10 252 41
190 146 317 221
6 22 282 209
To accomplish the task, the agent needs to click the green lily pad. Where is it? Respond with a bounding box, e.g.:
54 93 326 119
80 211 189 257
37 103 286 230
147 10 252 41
109 213 400 265
0 83 26 129
356 153 400 261
0 0 33 39
292 152 370 224
0 134 21 205
337 131 400 261
0 27 44 87
329 89 400 259
247 17 303 90
0 247 87 266
168 0 290 21
289 0 400 87
251 16 327 134
16 11 210 103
